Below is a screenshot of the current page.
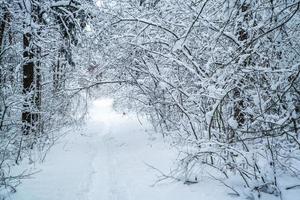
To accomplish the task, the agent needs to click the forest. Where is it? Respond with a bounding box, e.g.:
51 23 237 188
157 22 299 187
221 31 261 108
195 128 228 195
0 0 300 199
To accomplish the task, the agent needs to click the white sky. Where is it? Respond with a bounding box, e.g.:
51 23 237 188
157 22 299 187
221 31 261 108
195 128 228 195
88 98 125 122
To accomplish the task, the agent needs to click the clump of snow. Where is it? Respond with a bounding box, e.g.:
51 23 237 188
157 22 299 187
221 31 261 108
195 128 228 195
228 117 239 129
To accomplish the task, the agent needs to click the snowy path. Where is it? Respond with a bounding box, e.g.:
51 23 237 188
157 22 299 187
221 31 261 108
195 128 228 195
10 99 235 200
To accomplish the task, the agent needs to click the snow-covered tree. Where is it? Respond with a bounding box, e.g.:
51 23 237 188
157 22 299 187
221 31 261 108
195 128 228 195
0 0 94 195
92 0 300 197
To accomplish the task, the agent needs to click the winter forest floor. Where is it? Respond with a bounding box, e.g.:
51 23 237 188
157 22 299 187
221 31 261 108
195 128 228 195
7 99 299 200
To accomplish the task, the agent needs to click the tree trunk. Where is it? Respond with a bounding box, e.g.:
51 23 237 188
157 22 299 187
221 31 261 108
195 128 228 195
22 0 41 134
0 6 10 83
0 7 9 49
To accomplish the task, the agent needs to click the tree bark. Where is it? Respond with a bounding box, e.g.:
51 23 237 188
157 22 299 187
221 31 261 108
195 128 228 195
22 0 41 134
0 6 10 83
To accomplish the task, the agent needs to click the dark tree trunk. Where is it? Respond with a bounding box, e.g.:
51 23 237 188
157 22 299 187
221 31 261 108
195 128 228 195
22 32 36 134
0 6 10 83
233 2 252 127
0 7 9 49
22 1 41 134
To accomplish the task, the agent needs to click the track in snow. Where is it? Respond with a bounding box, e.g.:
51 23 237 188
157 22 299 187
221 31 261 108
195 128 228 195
10 99 236 200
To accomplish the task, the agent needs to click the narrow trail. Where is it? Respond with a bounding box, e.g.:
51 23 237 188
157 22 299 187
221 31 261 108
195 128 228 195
84 126 132 200
10 99 234 200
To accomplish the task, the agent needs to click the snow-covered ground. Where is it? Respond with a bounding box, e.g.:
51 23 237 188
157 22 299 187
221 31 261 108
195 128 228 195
8 99 298 200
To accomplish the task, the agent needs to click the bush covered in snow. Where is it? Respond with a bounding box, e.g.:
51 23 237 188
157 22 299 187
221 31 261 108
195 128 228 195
91 0 300 197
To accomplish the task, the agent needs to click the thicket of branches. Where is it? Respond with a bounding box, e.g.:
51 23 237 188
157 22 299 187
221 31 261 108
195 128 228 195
0 0 93 196
1 0 299 198
89 0 300 197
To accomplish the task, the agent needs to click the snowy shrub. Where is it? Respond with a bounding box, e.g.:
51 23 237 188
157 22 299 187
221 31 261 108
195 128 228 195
94 0 300 197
